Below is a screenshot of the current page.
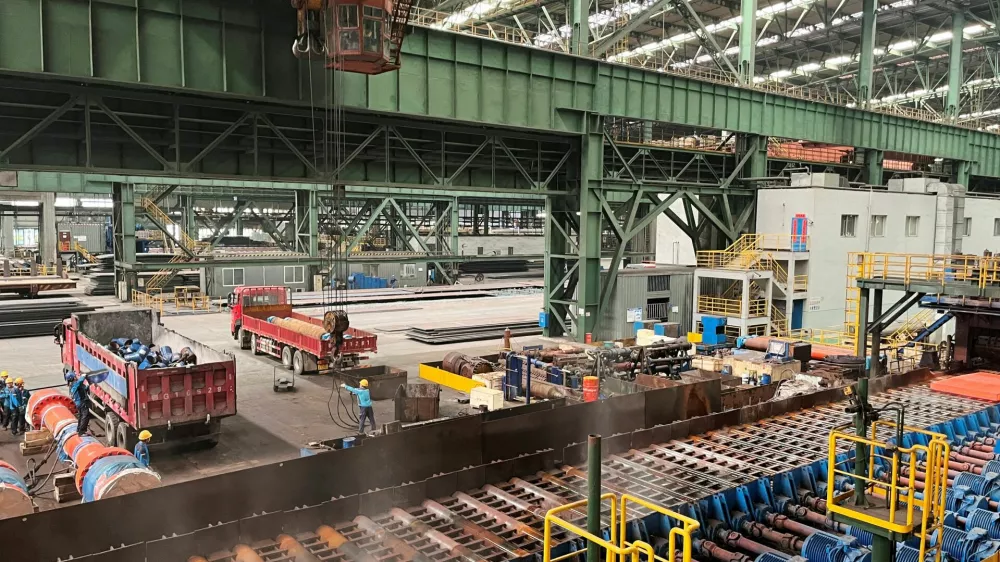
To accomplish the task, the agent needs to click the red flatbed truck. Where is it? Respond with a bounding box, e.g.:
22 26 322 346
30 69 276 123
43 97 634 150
229 286 377 375
55 309 237 449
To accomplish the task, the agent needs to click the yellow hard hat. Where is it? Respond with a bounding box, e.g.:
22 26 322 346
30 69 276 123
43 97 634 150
359 379 369 388
0 372 7 379
138 430 152 441
14 378 23 385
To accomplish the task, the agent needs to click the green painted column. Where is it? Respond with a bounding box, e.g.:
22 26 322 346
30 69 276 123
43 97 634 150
577 119 604 340
738 0 758 85
296 190 319 257
864 149 884 185
952 160 971 187
738 134 767 179
947 13 964 120
180 195 196 240
113 182 137 298
859 0 877 106
450 198 460 257
570 0 589 55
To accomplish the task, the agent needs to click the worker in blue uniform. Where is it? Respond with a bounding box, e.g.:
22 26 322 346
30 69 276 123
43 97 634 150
341 379 375 433
134 430 152 468
65 371 91 435
0 372 9 429
7 378 24 435
13 378 29 434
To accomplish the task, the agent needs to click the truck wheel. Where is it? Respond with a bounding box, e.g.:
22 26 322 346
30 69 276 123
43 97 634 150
238 328 250 350
293 349 305 377
104 412 119 447
251 334 262 355
281 346 294 369
116 423 138 452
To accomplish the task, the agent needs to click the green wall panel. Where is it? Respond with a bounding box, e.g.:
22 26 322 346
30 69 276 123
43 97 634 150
43 0 92 76
0 0 43 72
93 2 139 82
139 1 183 86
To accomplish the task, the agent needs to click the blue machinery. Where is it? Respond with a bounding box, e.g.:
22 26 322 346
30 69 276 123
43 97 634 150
503 352 581 402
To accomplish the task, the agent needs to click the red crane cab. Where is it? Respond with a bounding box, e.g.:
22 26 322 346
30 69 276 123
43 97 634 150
292 0 411 75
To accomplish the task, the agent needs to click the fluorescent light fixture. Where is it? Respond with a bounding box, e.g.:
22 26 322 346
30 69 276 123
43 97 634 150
12 201 39 207
55 197 77 208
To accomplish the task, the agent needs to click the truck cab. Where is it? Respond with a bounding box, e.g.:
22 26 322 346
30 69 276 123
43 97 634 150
229 286 289 337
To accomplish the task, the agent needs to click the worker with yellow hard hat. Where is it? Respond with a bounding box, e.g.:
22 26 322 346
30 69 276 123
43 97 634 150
0 372 9 430
340 378 375 433
8 377 28 435
134 430 152 468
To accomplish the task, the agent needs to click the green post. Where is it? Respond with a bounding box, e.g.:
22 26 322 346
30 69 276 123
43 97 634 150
947 13 964 120
587 434 602 562
871 532 893 562
576 119 604 341
859 0 877 106
738 0 757 85
853 376 869 507
864 149 884 186
570 0 589 55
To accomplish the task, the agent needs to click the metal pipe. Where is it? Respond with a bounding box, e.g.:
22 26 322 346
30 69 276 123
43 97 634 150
482 484 550 519
587 434 602 562
740 520 803 552
695 539 753 562
277 534 321 562
0 460 32 518
783 504 844 532
26 388 159 501
712 528 780 556
354 515 434 562
763 513 822 538
316 525 377 562
423 499 531 557
390 508 484 562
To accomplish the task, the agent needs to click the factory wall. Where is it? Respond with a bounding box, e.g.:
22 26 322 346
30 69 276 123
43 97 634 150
206 264 313 297
756 187 938 329
959 195 1000 255
654 198 697 265
56 221 108 254
595 267 693 341
427 235 544 256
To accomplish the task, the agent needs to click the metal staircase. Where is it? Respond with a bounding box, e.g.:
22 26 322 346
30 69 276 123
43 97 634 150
140 195 208 291
74 242 98 265
770 304 789 337
386 0 414 66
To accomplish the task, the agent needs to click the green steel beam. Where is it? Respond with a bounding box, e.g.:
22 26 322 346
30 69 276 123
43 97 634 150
864 149 884 185
577 117 604 340
859 0 877 106
738 0 757 85
570 0 589 55
0 3 998 178
947 13 964 121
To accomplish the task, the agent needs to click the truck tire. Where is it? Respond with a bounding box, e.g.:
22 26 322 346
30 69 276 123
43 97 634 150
293 349 305 377
281 346 294 369
251 333 262 355
104 412 119 447
238 328 250 350
116 423 138 452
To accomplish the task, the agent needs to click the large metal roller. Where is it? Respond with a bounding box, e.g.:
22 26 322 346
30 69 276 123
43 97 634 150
442 352 492 378
0 460 32 518
26 389 160 502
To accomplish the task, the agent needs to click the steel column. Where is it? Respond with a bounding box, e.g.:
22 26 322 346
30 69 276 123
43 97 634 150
112 183 137 298
859 0 877 106
570 0 589 55
864 149 884 186
952 160 971 187
577 121 604 340
947 13 964 120
738 0 758 85
296 190 319 258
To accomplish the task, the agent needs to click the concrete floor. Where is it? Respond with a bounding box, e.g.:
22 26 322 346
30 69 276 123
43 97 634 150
0 290 557 506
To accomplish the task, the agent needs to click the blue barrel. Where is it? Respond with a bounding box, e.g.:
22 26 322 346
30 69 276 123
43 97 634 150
342 437 355 449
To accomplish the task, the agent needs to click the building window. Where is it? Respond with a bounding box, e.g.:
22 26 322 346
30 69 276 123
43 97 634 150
994 218 1000 236
284 265 304 284
870 215 886 238
222 268 245 287
964 217 972 237
905 216 920 237
402 263 416 278
840 214 857 237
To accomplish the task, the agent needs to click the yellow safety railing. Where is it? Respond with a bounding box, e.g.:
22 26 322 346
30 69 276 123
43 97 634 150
827 422 949 562
792 274 809 292
696 296 767 317
720 233 810 253
544 492 698 562
131 289 165 315
770 305 789 337
74 242 98 264
139 197 205 254
787 328 854 348
888 309 935 346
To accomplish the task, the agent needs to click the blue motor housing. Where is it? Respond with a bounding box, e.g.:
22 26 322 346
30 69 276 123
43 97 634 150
801 531 871 562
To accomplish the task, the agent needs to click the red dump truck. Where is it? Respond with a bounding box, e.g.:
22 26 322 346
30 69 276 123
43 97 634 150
55 309 237 449
228 286 377 375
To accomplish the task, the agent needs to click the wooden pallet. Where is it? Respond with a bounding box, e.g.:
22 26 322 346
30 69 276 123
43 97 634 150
20 428 53 456
54 473 81 503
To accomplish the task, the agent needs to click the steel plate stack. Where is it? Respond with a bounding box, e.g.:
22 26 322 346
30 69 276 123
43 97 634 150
0 297 100 338
406 319 540 344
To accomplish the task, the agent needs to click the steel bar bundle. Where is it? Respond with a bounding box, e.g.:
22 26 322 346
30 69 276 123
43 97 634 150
268 316 330 340
26 389 160 502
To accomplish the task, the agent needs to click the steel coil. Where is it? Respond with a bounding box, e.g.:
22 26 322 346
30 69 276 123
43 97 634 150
983 460 1000 476
801 531 871 562
956 473 990 496
895 545 922 562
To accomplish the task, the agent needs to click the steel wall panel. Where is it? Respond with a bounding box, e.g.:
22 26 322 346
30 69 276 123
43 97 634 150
146 521 240 562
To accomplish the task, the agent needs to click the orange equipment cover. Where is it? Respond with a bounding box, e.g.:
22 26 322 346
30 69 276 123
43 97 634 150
930 372 1000 401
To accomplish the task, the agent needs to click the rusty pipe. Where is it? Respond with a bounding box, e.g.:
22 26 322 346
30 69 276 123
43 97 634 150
390 508 484 562
233 545 266 562
784 504 844 533
800 495 826 513
712 528 780 556
956 447 995 463
423 499 530 557
740 520 803 552
763 513 822 538
695 539 753 562
316 525 377 562
277 535 321 562
455 492 544 541
353 515 432 562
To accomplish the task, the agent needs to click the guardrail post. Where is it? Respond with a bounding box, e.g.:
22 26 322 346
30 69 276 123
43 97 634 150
587 434 602 562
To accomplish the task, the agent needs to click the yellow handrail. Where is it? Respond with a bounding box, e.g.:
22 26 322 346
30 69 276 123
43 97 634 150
544 492 697 562
697 296 767 317
827 422 949 562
